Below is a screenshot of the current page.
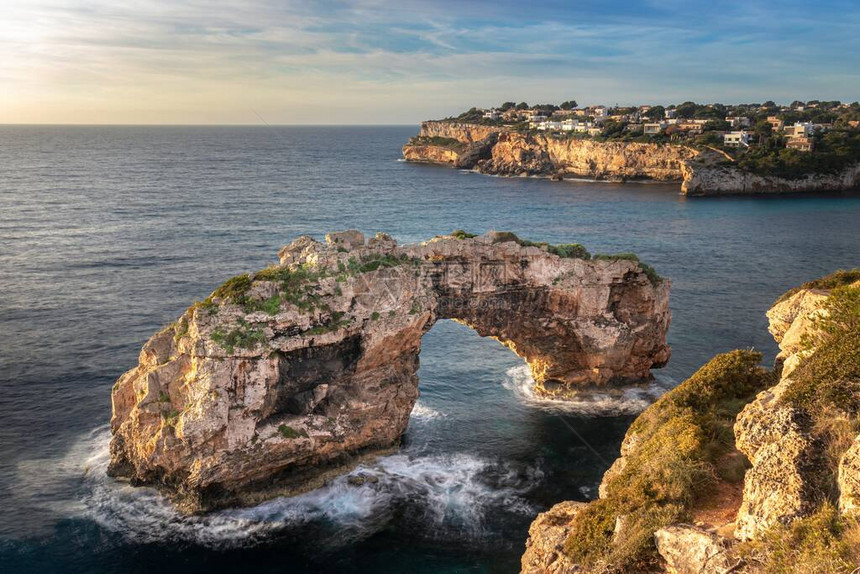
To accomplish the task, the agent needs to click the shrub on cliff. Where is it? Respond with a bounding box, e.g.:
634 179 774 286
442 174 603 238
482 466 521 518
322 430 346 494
593 253 662 285
739 502 860 573
564 350 773 571
774 268 860 304
487 231 591 260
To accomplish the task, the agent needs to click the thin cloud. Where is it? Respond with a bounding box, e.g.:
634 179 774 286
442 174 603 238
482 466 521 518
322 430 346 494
1 0 857 124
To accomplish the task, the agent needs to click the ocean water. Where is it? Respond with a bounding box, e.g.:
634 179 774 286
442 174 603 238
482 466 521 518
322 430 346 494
0 125 858 573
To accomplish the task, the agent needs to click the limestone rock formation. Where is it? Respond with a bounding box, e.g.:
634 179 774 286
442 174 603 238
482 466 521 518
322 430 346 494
402 121 697 180
653 525 733 574
680 159 860 196
839 437 860 516
479 133 698 181
402 121 860 195
109 230 670 512
733 278 860 540
417 120 507 144
521 501 588 574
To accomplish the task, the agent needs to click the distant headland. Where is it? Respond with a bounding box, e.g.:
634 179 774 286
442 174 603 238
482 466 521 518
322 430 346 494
403 100 860 196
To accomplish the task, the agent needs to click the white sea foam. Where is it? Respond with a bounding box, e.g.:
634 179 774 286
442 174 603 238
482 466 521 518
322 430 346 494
410 400 445 421
52 426 539 547
502 364 673 416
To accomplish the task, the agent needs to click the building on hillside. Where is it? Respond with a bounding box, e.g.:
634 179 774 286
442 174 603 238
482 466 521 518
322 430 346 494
483 109 499 120
501 109 524 122
560 119 580 131
786 136 814 152
784 122 813 137
677 121 703 134
724 130 751 148
766 116 785 131
726 116 751 128
536 121 563 131
587 127 603 136
665 109 677 119
644 122 667 135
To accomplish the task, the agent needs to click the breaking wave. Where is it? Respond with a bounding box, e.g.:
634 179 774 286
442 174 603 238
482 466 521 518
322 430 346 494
502 364 674 416
68 427 539 548
409 401 446 421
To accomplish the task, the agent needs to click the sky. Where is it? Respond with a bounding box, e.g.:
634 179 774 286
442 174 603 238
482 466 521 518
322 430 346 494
1 0 858 124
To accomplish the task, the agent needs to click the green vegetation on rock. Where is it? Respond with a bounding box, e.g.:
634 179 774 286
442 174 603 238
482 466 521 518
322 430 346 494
739 502 860 573
734 129 860 179
406 135 464 149
210 319 267 354
593 253 662 285
278 424 309 439
564 350 773 571
774 268 860 304
450 229 477 239
488 231 591 260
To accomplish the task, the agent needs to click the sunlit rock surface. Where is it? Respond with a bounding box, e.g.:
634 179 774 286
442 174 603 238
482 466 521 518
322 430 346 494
108 230 670 512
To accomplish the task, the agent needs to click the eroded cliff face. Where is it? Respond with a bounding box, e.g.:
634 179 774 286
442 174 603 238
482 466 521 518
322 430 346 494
109 230 670 512
479 133 698 180
733 279 860 540
417 120 507 144
402 122 697 181
681 160 860 196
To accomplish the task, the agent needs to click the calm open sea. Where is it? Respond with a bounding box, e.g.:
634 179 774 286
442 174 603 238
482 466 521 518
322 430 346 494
0 125 858 573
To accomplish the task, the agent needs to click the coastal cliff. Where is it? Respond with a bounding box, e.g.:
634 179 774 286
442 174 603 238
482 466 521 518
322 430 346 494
681 159 860 196
484 132 697 180
404 121 697 180
522 270 860 573
403 121 860 195
108 230 670 513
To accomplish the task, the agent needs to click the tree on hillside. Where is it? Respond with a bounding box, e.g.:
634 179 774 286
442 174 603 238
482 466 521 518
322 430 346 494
675 101 698 119
516 102 530 110
644 105 665 120
500 102 516 111
753 119 773 140
560 100 578 110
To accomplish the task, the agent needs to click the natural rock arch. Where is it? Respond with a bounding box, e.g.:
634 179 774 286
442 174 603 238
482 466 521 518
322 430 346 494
109 231 670 512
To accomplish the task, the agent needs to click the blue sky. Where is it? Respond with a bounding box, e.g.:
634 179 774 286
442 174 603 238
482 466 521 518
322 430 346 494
1 0 858 124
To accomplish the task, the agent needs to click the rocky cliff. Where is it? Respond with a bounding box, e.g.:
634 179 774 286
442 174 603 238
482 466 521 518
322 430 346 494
417 120 508 144
402 121 697 181
522 271 860 573
681 160 860 196
108 230 670 512
403 122 860 195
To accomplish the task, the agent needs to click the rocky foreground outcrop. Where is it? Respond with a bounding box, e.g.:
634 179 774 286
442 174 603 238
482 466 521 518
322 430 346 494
522 271 860 573
109 230 670 512
403 121 860 195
